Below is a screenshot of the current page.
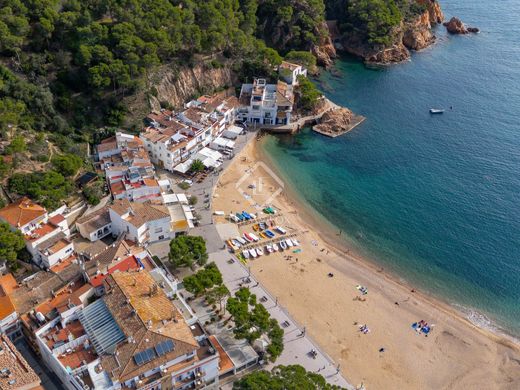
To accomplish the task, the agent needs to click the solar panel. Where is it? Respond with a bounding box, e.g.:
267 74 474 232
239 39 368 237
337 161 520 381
133 348 157 366
155 340 175 356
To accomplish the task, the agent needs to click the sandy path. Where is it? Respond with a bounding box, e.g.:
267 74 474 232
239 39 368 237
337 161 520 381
212 138 520 390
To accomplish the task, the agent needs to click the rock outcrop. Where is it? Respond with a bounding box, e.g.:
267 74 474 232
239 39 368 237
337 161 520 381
418 0 444 24
444 17 468 34
443 17 479 34
148 60 237 112
312 22 338 68
403 11 435 51
335 0 445 65
313 108 365 137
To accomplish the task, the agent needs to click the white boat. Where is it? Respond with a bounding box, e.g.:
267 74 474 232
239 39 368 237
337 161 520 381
256 247 264 256
249 249 257 258
229 214 240 223
285 238 293 247
279 241 287 250
276 226 287 234
429 108 445 114
292 239 300 246
272 243 279 251
249 233 260 242
242 250 250 259
266 245 273 253
243 233 254 243
231 239 241 248
236 237 247 245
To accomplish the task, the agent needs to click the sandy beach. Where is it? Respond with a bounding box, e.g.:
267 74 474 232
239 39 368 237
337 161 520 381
212 136 520 390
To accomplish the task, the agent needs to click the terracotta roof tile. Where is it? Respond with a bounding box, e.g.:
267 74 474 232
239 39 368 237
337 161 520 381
0 197 47 229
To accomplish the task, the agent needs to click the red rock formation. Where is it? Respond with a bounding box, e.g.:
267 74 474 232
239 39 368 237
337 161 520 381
312 22 338 68
418 0 444 24
403 11 435 51
444 17 468 34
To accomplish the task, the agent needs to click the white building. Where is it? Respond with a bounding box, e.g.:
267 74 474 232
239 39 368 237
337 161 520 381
141 92 240 173
34 233 74 269
109 199 173 244
0 197 48 234
279 60 308 85
76 206 112 242
237 79 294 125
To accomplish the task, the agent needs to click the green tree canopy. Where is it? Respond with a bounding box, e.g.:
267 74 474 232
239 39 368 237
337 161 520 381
189 159 205 173
0 221 25 269
8 170 73 209
183 262 224 296
51 153 83 176
227 287 284 362
168 235 208 269
297 75 321 111
233 364 345 390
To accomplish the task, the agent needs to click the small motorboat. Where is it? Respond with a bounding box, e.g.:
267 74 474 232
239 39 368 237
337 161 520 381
429 108 445 114
242 211 252 219
236 213 245 221
249 248 257 258
276 226 287 234
249 233 260 242
272 243 279 251
266 245 273 254
259 232 267 239
243 233 254 243
264 230 275 238
242 250 250 259
236 237 246 245
231 239 241 248
252 224 260 231
292 239 300 246
256 247 264 256
229 214 240 223
285 238 293 247
279 241 287 250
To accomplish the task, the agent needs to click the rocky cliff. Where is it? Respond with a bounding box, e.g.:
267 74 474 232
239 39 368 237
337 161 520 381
337 0 444 65
312 22 338 68
148 61 237 112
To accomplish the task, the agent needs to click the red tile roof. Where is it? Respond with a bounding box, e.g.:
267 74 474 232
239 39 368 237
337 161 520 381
89 255 142 288
0 197 46 228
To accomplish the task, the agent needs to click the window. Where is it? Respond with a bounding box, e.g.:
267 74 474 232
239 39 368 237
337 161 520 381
155 228 163 233
252 105 260 110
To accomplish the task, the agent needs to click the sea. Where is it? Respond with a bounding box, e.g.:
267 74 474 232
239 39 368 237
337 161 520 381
261 0 520 338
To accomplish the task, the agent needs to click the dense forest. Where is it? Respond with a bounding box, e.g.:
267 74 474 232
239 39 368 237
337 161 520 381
0 0 428 141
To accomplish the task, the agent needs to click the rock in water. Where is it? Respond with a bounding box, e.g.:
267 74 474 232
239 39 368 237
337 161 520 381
467 27 480 33
314 108 354 135
444 17 468 34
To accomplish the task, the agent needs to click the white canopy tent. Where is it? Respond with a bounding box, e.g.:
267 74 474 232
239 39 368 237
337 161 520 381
223 125 244 140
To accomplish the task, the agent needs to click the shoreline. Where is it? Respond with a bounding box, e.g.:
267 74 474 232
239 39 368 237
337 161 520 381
212 135 520 389
257 135 520 345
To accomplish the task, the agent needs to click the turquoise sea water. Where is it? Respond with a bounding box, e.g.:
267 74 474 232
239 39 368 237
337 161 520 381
262 0 520 336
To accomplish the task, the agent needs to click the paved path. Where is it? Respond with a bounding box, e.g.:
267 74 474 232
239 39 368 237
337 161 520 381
209 250 353 389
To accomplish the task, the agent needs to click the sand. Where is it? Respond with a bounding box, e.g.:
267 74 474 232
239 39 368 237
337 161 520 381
212 137 520 390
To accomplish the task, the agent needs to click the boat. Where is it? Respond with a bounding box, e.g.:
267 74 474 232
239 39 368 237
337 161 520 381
272 243 279 251
252 224 260 231
229 214 240 223
285 238 293 247
236 237 246 245
231 239 241 248
266 245 273 253
256 247 264 256
259 222 267 230
243 233 254 243
249 233 260 242
429 108 445 114
249 248 257 258
242 211 252 219
264 230 275 238
236 213 245 221
292 239 300 246
279 241 287 250
276 226 287 234
227 240 238 251
242 250 250 259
